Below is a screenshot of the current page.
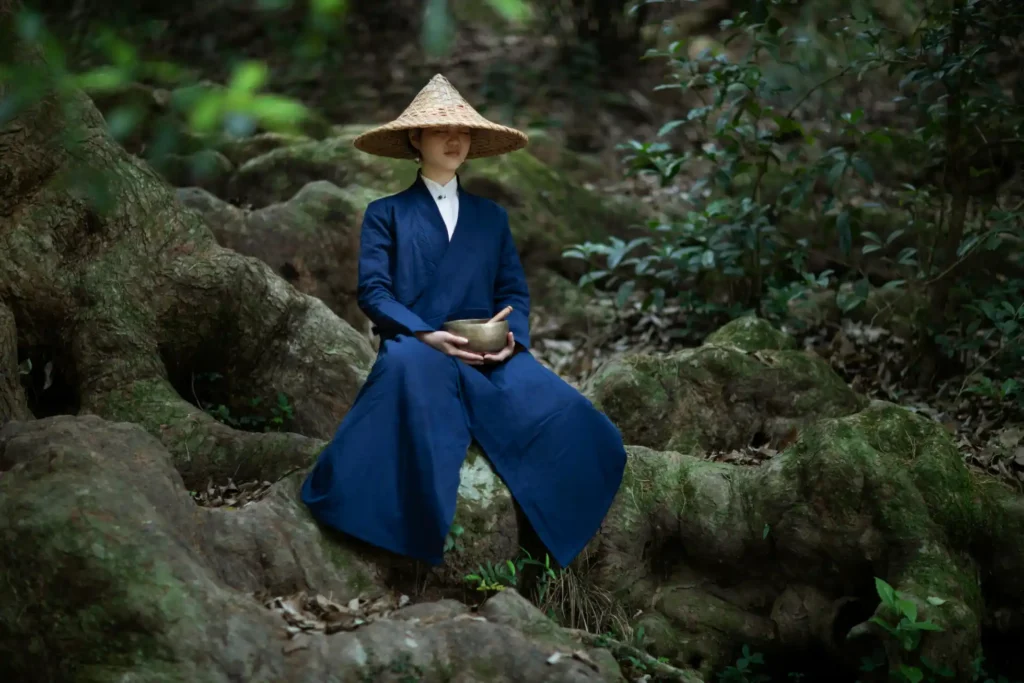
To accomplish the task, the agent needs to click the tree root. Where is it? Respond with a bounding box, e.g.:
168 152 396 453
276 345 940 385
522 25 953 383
0 416 624 683
0 39 374 489
567 628 702 682
0 302 30 425
569 402 1012 679
90 376 327 487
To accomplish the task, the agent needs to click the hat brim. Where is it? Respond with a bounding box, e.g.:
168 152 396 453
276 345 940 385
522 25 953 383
352 122 529 160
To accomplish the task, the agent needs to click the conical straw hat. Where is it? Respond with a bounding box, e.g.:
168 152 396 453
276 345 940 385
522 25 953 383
353 74 528 160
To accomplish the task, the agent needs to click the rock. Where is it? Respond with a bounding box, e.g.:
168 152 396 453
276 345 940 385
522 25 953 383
0 415 625 682
177 182 378 329
584 321 866 453
704 315 797 352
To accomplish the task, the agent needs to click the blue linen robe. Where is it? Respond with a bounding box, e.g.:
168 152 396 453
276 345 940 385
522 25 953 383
301 173 627 567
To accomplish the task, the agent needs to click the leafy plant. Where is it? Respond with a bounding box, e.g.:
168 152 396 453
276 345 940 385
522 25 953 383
463 549 560 596
443 523 464 553
565 0 1024 389
868 577 952 683
716 645 770 683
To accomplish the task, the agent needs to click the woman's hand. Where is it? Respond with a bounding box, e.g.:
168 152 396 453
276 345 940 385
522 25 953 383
482 332 516 363
415 330 485 365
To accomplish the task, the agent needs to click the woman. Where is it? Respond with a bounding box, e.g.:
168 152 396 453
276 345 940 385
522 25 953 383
301 74 626 569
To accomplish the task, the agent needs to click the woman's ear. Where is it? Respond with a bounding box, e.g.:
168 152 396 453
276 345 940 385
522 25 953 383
407 129 423 162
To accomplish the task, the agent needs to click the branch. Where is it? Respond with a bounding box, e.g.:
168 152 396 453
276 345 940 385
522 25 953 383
565 628 703 682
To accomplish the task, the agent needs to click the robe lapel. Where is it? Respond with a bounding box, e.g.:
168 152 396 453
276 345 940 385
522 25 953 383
414 186 487 325
412 172 452 254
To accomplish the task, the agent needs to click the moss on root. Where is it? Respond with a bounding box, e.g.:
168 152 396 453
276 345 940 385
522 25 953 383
585 330 865 453
92 377 325 487
704 316 797 352
590 398 1007 676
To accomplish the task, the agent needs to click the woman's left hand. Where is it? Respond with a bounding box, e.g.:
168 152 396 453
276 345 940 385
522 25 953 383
483 332 516 363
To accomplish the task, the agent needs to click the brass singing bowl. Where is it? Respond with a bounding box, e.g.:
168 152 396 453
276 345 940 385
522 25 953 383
442 318 509 354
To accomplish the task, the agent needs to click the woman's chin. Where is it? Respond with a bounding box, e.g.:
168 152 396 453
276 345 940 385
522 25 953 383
431 155 465 171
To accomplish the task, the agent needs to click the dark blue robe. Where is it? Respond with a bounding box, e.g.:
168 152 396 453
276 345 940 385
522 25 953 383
301 173 626 567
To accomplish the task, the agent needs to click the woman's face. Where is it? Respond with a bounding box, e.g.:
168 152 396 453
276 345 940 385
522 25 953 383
412 126 472 172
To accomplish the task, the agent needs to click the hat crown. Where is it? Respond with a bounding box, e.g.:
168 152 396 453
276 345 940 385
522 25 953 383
402 73 471 118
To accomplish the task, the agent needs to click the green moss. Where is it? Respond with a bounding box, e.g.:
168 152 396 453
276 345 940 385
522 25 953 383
0 474 204 681
585 357 675 450
775 405 987 630
588 343 863 453
849 404 985 546
704 315 796 352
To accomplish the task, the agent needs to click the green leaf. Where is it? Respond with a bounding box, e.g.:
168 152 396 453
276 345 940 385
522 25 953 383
421 0 454 57
312 0 346 16
700 250 716 268
900 665 924 683
886 229 905 244
837 210 852 256
914 621 944 631
249 95 308 129
482 0 530 21
75 65 129 93
875 577 897 606
861 244 882 254
826 158 846 187
616 280 636 308
230 61 269 93
578 270 608 287
104 106 144 141
187 93 222 133
869 615 897 636
896 598 917 622
658 119 686 137
852 157 875 184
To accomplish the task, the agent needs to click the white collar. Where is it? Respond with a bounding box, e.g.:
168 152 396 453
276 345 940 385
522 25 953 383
421 174 458 199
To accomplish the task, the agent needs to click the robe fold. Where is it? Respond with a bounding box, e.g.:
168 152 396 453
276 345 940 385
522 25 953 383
301 173 627 567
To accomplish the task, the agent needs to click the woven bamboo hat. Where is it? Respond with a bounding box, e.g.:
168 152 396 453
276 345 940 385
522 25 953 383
352 74 528 160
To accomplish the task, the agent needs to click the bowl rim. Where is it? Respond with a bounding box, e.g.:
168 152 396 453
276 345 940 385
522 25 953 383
443 318 508 327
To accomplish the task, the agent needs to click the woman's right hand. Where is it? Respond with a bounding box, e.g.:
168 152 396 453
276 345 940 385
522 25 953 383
415 331 485 365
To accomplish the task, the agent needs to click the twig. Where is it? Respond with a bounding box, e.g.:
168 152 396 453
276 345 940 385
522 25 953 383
565 628 702 682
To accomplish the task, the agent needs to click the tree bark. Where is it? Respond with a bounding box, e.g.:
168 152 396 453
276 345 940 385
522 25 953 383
0 36 374 488
0 302 30 425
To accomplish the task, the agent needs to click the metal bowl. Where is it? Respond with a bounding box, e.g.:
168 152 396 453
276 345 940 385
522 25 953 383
442 318 509 354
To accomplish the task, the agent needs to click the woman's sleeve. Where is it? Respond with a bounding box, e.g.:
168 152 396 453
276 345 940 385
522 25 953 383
492 207 531 349
356 201 435 337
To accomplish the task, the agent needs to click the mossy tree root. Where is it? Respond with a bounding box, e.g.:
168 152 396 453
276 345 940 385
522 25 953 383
581 402 1020 680
0 39 375 488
